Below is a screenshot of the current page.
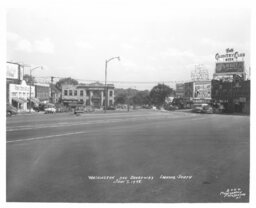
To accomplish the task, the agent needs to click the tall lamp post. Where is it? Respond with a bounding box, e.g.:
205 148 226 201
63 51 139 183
29 66 43 113
104 56 120 113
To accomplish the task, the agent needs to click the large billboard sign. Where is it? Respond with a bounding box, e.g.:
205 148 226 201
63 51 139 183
215 61 244 74
194 82 211 99
215 48 245 62
6 63 19 79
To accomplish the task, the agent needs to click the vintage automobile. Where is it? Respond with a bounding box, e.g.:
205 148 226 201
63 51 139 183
44 107 56 114
192 103 213 114
6 104 18 116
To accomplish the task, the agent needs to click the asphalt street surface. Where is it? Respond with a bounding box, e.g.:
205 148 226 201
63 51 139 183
6 110 250 202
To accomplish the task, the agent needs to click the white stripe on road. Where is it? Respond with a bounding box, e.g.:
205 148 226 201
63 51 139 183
6 131 88 143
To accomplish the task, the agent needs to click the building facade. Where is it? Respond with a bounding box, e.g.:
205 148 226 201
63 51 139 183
211 48 249 114
61 82 115 108
211 79 250 114
34 83 50 102
8 80 35 112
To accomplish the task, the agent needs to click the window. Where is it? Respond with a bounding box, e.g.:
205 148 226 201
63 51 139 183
74 90 77 96
86 90 90 96
80 90 84 96
69 90 73 96
109 91 113 97
64 90 68 96
109 100 113 106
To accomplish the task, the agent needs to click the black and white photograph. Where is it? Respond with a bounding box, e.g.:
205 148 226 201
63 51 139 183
2 0 255 206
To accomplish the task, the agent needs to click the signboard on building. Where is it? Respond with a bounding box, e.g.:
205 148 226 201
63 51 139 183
215 62 244 74
215 48 245 62
194 82 211 99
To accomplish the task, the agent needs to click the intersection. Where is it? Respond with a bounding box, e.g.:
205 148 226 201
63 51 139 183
6 110 249 202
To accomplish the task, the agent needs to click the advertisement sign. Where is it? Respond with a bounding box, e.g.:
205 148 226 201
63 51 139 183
194 83 211 99
215 48 245 62
6 63 19 79
215 62 244 73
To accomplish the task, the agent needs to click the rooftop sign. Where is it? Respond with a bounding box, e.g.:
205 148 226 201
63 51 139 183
215 48 245 62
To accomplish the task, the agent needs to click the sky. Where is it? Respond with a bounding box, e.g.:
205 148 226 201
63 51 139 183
6 1 251 90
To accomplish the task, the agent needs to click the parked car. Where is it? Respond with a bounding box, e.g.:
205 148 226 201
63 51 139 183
192 103 213 114
74 106 85 114
201 105 213 114
6 104 18 116
44 107 56 114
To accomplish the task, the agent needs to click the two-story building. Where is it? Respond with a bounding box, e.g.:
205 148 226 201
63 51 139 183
61 82 115 108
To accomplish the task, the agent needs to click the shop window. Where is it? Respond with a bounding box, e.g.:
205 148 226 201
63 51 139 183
64 90 68 96
69 90 73 96
80 90 84 96
74 90 77 96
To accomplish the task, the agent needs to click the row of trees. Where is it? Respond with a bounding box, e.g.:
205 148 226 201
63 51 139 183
115 84 175 107
23 74 175 107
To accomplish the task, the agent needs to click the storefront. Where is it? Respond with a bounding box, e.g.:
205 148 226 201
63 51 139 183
8 80 35 112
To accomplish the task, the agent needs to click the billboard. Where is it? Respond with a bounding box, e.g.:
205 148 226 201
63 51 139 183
194 82 211 99
215 61 244 74
6 63 19 79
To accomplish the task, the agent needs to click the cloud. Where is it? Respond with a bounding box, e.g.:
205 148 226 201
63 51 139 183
201 37 247 51
120 43 134 50
161 48 195 58
34 38 55 54
7 32 55 54
16 39 33 53
7 32 20 42
75 41 95 50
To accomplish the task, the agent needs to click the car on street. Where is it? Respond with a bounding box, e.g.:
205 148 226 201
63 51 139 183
6 104 18 116
201 105 213 114
192 103 213 114
44 107 56 114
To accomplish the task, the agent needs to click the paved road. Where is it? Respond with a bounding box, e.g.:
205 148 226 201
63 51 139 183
6 110 250 202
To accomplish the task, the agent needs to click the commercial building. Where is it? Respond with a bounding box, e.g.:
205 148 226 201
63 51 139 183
8 80 35 112
211 48 249 114
61 82 115 108
34 83 50 102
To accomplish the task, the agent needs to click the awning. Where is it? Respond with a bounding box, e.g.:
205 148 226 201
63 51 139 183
12 97 26 104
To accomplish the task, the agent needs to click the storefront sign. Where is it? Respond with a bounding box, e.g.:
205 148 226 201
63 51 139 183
215 48 245 62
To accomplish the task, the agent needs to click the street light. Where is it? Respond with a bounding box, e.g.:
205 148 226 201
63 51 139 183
29 66 43 113
104 56 120 113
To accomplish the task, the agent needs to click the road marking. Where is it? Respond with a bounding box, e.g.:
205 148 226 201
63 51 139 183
6 131 88 143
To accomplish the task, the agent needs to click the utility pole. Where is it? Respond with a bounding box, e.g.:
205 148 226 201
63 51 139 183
51 76 54 103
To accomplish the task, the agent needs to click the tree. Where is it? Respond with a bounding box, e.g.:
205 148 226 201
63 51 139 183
55 77 79 90
115 93 127 104
149 84 174 107
132 90 151 105
23 74 36 85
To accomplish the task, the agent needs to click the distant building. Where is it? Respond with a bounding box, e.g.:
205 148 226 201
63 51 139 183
34 83 50 102
61 82 115 108
175 83 185 97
